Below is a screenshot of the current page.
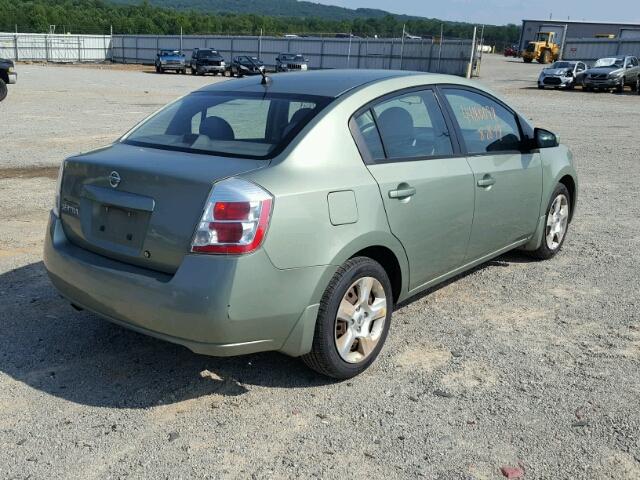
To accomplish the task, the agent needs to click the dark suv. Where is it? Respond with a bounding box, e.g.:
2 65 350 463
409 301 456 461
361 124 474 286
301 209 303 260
583 55 640 93
0 57 17 102
190 49 226 76
276 53 309 72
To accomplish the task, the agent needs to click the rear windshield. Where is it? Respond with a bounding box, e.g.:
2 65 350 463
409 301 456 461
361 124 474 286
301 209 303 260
123 91 331 159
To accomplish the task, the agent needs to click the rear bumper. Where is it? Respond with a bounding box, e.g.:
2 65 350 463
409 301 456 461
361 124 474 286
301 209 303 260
44 212 331 357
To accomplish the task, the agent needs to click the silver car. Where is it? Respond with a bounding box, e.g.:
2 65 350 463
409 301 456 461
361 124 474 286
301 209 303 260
538 61 587 89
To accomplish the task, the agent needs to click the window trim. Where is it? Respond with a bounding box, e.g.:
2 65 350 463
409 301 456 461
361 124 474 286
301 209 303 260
436 84 529 157
348 85 463 165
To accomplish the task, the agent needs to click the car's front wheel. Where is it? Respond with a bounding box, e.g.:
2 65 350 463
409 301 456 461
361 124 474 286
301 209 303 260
302 257 393 379
528 184 571 260
615 79 624 93
0 79 6 102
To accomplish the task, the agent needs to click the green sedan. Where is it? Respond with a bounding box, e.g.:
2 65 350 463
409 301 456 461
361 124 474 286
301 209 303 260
44 69 577 379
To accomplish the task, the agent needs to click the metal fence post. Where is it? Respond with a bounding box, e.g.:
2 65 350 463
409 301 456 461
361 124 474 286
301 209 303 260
14 33 19 61
135 36 138 63
78 36 82 62
45 34 49 62
357 39 362 68
467 26 477 79
319 37 325 69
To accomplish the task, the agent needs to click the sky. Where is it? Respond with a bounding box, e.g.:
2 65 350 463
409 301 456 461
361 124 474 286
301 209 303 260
315 0 640 26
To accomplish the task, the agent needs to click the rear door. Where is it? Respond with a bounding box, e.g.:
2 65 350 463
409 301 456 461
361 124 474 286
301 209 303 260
439 86 542 261
351 88 475 291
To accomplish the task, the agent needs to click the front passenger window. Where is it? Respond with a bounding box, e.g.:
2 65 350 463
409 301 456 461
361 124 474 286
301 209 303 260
442 88 522 154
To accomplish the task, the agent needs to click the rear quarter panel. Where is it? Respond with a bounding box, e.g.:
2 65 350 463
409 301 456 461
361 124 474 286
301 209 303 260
242 82 421 297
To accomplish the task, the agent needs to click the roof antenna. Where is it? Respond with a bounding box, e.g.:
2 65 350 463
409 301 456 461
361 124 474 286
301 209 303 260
247 56 270 85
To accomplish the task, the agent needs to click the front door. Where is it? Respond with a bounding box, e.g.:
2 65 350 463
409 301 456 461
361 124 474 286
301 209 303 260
351 88 475 291
440 87 542 260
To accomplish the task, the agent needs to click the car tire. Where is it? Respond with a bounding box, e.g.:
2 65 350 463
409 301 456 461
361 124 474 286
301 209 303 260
302 257 393 379
155 64 160 73
636 77 640 95
0 79 7 102
523 57 532 63
538 84 544 89
615 79 624 93
527 183 571 260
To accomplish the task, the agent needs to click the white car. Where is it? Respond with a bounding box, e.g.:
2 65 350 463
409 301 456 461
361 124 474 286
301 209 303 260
538 61 587 89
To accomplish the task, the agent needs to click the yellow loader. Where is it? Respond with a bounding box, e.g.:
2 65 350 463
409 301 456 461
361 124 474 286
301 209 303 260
522 32 560 64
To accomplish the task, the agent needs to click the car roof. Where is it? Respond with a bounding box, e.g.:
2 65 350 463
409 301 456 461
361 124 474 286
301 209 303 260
198 69 420 97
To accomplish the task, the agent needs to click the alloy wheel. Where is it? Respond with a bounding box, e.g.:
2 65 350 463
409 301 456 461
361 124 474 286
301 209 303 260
545 194 569 250
334 277 387 363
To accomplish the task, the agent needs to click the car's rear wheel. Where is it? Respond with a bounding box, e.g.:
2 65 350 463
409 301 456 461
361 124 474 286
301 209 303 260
528 184 571 260
635 76 640 94
302 257 393 379
0 79 7 102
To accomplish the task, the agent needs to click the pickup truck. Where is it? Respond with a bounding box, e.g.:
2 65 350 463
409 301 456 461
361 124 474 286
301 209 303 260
155 50 187 74
582 55 640 93
0 57 17 102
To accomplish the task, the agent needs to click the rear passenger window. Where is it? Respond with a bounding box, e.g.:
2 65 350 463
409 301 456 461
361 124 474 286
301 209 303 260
442 88 521 154
372 90 453 159
354 110 385 161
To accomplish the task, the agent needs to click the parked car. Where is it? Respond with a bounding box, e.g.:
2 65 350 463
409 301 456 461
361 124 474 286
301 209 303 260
582 55 640 93
0 57 17 102
155 50 186 74
44 70 578 379
504 44 519 57
276 53 308 72
190 48 226 76
229 56 265 77
538 61 587 89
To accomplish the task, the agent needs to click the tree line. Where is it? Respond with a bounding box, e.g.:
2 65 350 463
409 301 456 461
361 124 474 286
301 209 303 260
0 0 520 46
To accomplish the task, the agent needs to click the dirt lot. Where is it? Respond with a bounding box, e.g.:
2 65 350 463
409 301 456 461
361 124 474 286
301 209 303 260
1 56 639 479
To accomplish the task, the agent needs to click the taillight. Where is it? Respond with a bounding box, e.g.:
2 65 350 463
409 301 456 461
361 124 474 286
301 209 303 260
191 178 273 255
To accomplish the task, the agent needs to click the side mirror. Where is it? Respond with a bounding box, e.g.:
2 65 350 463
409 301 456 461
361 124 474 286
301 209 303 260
535 128 559 148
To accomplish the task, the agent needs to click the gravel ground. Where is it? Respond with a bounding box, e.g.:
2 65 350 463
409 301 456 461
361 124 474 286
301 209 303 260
0 56 639 479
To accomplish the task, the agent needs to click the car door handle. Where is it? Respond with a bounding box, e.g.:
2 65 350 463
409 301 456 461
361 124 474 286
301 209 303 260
388 186 416 199
477 175 496 188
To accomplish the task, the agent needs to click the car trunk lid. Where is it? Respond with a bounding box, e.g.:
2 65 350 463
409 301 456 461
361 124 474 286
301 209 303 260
59 143 268 274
